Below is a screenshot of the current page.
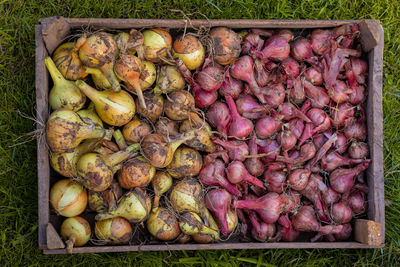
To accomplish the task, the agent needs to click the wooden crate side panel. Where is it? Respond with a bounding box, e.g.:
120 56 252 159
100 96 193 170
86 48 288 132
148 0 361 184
35 24 50 249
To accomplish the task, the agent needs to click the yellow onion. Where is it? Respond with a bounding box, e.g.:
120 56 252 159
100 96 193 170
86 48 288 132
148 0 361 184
139 61 156 89
164 90 195 121
77 32 120 91
152 171 173 208
84 67 112 90
50 179 87 217
94 217 132 244
50 139 98 178
141 130 198 168
167 146 203 179
143 28 172 63
95 188 151 223
179 212 220 240
146 207 181 241
173 35 205 70
122 117 151 144
170 178 202 214
114 32 131 57
76 80 135 126
192 207 219 243
114 30 145 58
114 54 146 109
153 65 185 95
77 102 103 127
60 216 91 253
46 109 112 153
179 113 215 153
176 234 191 243
52 42 88 80
226 209 238 234
45 57 86 111
210 27 241 65
76 143 140 191
155 117 179 137
93 140 120 155
118 157 155 189
136 92 164 122
88 180 123 212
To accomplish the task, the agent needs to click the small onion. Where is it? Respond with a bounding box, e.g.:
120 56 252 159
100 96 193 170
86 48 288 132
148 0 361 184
60 216 91 253
210 27 241 65
118 157 156 189
146 208 181 241
139 61 157 89
152 171 173 208
52 42 88 80
136 92 164 122
94 217 132 244
173 34 205 70
164 90 195 121
170 179 202 214
143 28 173 63
50 179 87 217
122 117 152 143
154 65 185 95
77 102 103 127
155 117 180 137
167 146 203 179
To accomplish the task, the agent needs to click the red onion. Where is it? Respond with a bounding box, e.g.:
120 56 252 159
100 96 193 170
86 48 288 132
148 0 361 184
322 187 340 206
292 38 320 66
334 133 348 154
256 35 290 62
227 161 265 189
219 75 243 99
345 68 366 105
204 147 229 165
225 95 254 139
303 80 330 108
328 80 352 104
262 82 285 108
289 76 306 104
307 108 331 133
266 162 286 172
344 120 367 141
311 29 333 55
199 159 242 197
354 182 369 193
255 116 281 138
288 168 311 191
249 211 276 242
242 32 264 55
330 102 355 128
256 138 280 163
321 151 367 171
205 189 231 236
236 94 267 119
312 133 327 151
288 118 304 139
233 192 283 224
277 102 311 123
281 190 301 214
329 162 369 193
348 190 366 214
244 135 265 177
263 171 286 194
236 209 251 241
265 60 278 71
351 57 368 84
254 59 269 87
304 67 323 86
348 141 369 159
277 130 297 156
334 223 352 241
299 174 329 222
230 56 263 102
276 142 316 165
212 137 249 161
277 29 294 42
308 133 338 167
331 201 352 224
207 101 231 135
280 57 300 79
196 63 224 91
278 217 299 241
192 84 217 108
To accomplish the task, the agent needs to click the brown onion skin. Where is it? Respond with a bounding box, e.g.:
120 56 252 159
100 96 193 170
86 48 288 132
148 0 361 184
123 118 151 143
118 158 154 189
210 27 241 65
155 117 179 137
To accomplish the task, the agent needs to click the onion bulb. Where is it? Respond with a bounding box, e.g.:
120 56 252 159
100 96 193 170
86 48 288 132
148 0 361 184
118 157 156 189
146 207 181 241
50 139 98 178
77 102 103 127
50 179 87 217
141 130 199 168
210 27 241 65
96 188 151 223
164 90 195 121
76 143 140 191
179 212 220 240
167 146 203 179
52 42 88 80
143 28 173 63
136 92 164 122
46 109 112 153
88 180 123 212
179 113 215 153
45 57 86 111
114 54 147 108
170 179 202 214
155 117 180 137
114 32 131 56
77 32 120 91
152 171 173 208
122 117 152 143
154 65 185 95
60 216 91 253
75 80 135 126
173 34 205 70
94 217 132 244
138 61 156 89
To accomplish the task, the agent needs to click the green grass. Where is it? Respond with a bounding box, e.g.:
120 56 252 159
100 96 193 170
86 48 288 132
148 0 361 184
1 0 400 265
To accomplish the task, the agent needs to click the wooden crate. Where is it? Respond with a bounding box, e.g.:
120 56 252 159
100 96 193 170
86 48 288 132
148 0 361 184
35 17 385 254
